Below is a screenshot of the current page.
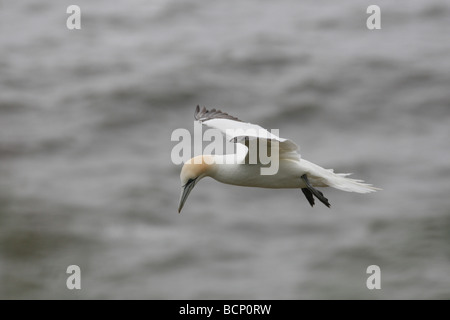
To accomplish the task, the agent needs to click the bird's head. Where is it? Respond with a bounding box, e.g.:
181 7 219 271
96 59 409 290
178 155 214 213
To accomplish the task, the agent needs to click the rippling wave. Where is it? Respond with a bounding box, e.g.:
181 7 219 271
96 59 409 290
1 0 449 299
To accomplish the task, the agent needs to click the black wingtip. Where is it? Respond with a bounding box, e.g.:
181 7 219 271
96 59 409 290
194 106 242 122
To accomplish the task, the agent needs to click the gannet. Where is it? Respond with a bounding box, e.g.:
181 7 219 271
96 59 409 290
178 106 380 212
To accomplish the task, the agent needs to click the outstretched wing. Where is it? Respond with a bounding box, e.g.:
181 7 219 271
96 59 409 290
194 106 301 161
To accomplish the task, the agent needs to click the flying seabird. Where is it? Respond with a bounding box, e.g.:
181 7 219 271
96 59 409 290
178 106 380 212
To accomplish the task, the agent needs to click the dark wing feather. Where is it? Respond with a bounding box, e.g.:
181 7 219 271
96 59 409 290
194 105 242 122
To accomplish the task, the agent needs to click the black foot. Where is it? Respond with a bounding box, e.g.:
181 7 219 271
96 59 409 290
301 188 315 207
301 174 331 208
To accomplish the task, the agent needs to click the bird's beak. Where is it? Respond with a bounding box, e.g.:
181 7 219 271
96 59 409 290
178 179 196 213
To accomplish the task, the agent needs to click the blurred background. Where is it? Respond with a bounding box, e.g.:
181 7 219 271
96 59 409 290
0 0 449 299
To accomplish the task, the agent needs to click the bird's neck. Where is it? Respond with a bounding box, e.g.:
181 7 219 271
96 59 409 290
207 157 255 186
193 151 248 185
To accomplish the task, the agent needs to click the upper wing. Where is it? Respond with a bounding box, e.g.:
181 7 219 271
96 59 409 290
194 106 301 161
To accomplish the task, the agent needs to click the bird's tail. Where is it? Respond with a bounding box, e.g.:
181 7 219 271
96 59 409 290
300 159 381 193
324 172 380 193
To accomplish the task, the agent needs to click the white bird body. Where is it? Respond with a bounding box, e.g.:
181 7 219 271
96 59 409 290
213 159 304 189
178 106 380 212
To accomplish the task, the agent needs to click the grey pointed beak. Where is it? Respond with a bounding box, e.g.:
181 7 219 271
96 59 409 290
178 179 196 213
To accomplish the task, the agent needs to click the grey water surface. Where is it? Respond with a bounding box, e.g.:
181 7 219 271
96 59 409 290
0 0 449 299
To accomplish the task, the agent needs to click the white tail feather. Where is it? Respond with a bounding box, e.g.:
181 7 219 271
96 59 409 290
300 160 381 193
325 174 380 193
